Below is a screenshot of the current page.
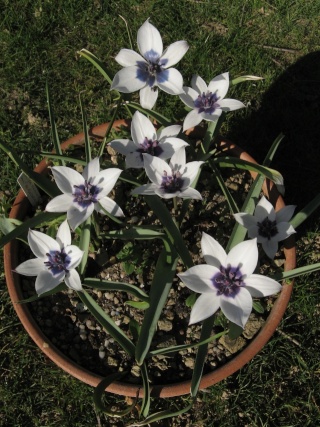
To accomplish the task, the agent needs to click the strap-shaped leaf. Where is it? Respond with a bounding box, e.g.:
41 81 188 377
46 81 65 166
78 216 91 275
78 49 113 85
126 102 171 127
78 290 135 357
290 193 320 229
79 93 91 163
272 262 320 281
83 278 149 302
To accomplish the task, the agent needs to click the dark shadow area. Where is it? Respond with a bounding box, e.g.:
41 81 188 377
228 51 320 215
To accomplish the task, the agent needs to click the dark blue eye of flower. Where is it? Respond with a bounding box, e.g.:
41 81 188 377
257 217 278 240
161 170 184 193
137 137 164 160
212 265 244 298
73 180 101 208
194 91 220 114
136 50 169 87
44 249 71 276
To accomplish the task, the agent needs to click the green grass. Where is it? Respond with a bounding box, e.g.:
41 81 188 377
1 0 320 425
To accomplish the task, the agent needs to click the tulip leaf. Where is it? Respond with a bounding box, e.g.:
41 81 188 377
83 277 149 302
290 193 320 229
125 301 149 310
228 321 243 340
78 216 91 275
104 226 165 240
126 102 171 127
79 93 91 163
231 75 264 85
263 133 285 167
140 362 150 418
253 300 265 314
46 81 65 166
272 262 320 281
78 49 113 85
17 283 66 303
185 292 197 307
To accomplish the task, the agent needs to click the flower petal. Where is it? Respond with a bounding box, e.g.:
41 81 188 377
179 187 202 200
111 66 146 93
65 269 83 291
180 86 198 109
234 213 258 230
139 85 158 109
51 166 84 194
261 239 278 259
35 269 64 295
131 183 159 196
182 161 204 186
45 194 73 213
227 239 258 277
15 258 46 276
143 154 172 186
138 19 163 58
157 68 184 95
208 72 229 100
67 204 94 230
157 125 181 140
218 98 245 111
56 219 71 247
161 40 189 68
255 196 275 221
191 75 208 94
159 138 188 160
97 197 125 217
65 245 84 269
275 205 296 223
182 109 204 132
109 139 136 156
83 157 100 181
200 109 222 122
245 274 282 297
169 147 186 170
275 222 296 241
115 49 146 67
178 264 220 293
28 229 60 258
131 111 156 146
189 293 221 325
93 168 122 198
220 287 252 328
201 232 227 268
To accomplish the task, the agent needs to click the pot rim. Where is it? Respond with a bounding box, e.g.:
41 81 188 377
4 119 296 398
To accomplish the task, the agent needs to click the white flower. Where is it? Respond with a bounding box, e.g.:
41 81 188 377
131 147 203 200
178 233 282 328
111 19 189 109
109 111 188 168
46 157 124 230
179 73 245 132
15 220 84 295
234 196 296 259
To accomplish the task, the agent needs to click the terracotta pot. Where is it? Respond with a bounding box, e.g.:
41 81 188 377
4 120 296 398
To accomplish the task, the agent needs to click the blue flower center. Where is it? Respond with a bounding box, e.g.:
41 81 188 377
161 170 184 193
212 265 244 297
44 249 71 276
136 49 169 87
137 137 163 159
257 217 278 240
194 91 220 114
73 180 100 208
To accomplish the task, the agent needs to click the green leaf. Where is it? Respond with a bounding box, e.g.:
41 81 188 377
46 81 65 166
140 362 150 418
0 217 22 235
119 15 134 50
79 93 91 163
0 212 63 249
272 262 320 281
231 75 264 85
78 49 113 85
290 193 320 229
78 290 135 357
104 227 165 240
253 300 265 314
128 401 194 426
228 322 243 340
126 102 171 127
129 319 141 342
263 133 285 167
125 301 149 310
17 283 66 303
78 216 91 275
135 246 179 365
83 278 149 302
185 292 197 308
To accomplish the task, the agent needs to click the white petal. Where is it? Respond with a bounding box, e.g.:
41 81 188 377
138 19 163 58
208 72 230 100
191 75 208 94
45 194 73 213
51 166 84 194
157 68 184 95
220 287 252 328
28 229 60 258
227 239 258 277
189 293 221 325
182 109 203 132
177 264 220 293
218 98 245 111
255 196 275 221
180 86 198 109
109 139 136 156
115 49 146 67
65 269 83 291
234 213 258 230
247 225 260 239
131 183 159 196
139 85 158 109
179 187 202 200
111 67 146 93
97 197 125 217
35 269 64 295
201 232 227 268
15 258 46 276
93 168 122 198
67 204 94 230
161 40 189 68
125 152 144 169
83 157 100 181
56 219 71 247
276 222 296 240
245 274 282 297
275 205 296 223
157 125 181 140
169 147 186 170
159 138 189 160
181 161 203 187
200 109 222 122
261 239 278 259
143 154 172 186
65 245 84 269
131 111 156 146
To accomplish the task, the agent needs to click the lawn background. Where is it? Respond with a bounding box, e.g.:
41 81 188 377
1 1 320 426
